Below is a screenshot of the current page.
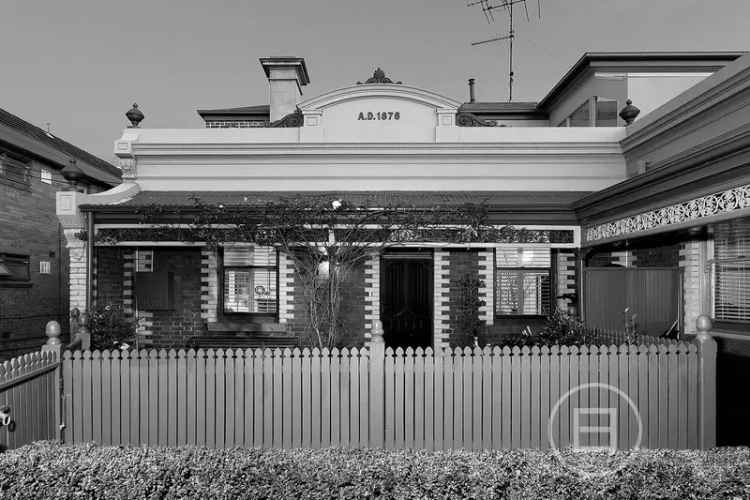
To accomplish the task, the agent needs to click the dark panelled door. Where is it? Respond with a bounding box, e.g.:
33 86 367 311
381 254 433 349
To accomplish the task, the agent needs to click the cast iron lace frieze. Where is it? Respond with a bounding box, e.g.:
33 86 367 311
584 183 750 243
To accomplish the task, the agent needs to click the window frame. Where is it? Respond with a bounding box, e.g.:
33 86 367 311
0 153 32 191
712 258 750 332
711 221 750 331
594 97 618 127
0 253 32 287
219 246 280 318
495 266 552 318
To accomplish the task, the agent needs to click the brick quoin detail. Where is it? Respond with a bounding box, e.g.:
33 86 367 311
433 249 450 350
278 251 295 324
65 230 87 313
122 250 134 318
477 249 494 326
200 248 218 324
363 253 380 344
556 249 577 311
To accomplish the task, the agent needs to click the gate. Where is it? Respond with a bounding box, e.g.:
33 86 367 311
584 267 679 335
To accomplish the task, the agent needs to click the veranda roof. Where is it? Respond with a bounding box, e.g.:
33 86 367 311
81 190 590 211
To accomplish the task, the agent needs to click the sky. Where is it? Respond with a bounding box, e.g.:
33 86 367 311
1 0 748 162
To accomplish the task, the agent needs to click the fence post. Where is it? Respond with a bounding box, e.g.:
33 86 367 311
695 315 717 449
41 321 63 442
369 320 385 447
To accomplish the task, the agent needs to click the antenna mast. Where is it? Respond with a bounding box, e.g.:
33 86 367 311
468 0 541 102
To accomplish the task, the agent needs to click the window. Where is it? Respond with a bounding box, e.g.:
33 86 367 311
496 247 551 316
136 250 154 272
0 153 31 190
595 98 618 127
40 168 52 184
223 245 278 314
568 101 591 127
0 253 30 282
713 220 750 324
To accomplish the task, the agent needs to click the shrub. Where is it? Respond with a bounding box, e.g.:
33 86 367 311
86 303 136 351
0 443 748 499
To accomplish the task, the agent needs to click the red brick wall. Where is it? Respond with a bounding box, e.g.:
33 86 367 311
146 249 204 347
289 262 366 348
95 247 124 305
447 249 480 347
0 160 70 359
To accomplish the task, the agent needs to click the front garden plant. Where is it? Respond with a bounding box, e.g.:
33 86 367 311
0 443 747 499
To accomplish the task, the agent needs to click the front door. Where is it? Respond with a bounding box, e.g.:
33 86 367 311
380 252 433 349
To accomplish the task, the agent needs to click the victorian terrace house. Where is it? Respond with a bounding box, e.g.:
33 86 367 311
55 52 749 359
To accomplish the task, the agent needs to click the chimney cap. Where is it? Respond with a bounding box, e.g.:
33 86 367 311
259 57 310 86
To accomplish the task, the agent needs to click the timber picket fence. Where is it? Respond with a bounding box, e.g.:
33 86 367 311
0 351 60 450
0 318 718 451
60 338 717 450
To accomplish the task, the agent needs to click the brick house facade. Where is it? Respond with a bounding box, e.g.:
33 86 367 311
0 107 120 359
55 52 750 355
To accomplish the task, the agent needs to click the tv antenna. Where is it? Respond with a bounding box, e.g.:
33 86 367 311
468 0 542 102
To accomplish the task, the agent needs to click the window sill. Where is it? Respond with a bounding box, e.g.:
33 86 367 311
705 330 750 341
0 281 32 288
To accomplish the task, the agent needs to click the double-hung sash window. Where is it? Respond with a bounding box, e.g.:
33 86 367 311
713 220 750 325
223 246 278 314
496 247 552 316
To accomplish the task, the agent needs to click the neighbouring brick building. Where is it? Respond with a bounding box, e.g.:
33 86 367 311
0 107 120 359
56 52 750 360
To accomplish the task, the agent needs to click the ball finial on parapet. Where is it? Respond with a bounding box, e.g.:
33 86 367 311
619 99 640 125
126 103 144 128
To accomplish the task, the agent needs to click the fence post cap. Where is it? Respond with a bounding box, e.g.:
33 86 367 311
44 320 62 345
371 319 385 344
696 315 712 334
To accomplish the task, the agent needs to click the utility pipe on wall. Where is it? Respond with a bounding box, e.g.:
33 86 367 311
86 211 93 314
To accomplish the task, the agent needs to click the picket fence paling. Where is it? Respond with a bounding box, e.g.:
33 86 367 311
0 351 60 450
61 340 712 450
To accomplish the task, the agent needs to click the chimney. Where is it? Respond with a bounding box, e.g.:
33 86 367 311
259 57 310 122
468 78 476 103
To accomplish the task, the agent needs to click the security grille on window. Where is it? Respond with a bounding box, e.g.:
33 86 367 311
713 219 750 323
0 253 30 281
496 247 551 316
223 245 278 314
0 153 31 190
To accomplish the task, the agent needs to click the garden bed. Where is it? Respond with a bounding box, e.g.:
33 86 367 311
0 443 748 499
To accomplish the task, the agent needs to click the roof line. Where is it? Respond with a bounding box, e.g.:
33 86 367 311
537 51 747 110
